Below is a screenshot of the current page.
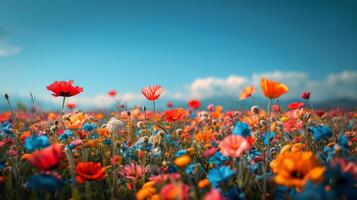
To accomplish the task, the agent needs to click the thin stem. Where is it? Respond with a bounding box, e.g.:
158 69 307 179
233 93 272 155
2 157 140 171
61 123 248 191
111 131 117 200
152 100 156 124
5 94 14 126
59 97 66 125
262 99 272 200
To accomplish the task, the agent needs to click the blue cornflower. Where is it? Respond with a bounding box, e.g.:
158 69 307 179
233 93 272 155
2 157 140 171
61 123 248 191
58 130 73 141
82 123 97 132
309 125 333 141
175 149 187 157
26 174 64 192
263 131 275 145
24 134 50 152
1 122 13 135
207 166 235 186
209 152 228 166
233 121 251 137
185 163 203 175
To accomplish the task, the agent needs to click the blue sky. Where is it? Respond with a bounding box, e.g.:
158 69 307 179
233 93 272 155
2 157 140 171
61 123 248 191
0 0 356 107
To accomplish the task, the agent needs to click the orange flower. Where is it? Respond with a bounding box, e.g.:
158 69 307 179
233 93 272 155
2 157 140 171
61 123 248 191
75 162 107 183
20 131 31 142
165 108 185 122
260 78 288 99
239 86 256 100
174 155 191 168
64 112 86 129
136 181 159 200
195 128 215 144
97 128 109 137
141 85 163 101
270 151 325 189
198 178 210 188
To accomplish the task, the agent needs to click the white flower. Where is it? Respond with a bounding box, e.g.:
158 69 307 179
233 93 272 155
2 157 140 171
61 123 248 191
106 117 123 134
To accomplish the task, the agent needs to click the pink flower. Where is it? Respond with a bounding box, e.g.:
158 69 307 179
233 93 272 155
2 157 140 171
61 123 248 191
120 162 146 180
219 135 251 158
149 173 180 184
203 147 218 157
283 118 303 133
160 183 190 200
207 104 215 112
203 189 226 200
72 139 83 146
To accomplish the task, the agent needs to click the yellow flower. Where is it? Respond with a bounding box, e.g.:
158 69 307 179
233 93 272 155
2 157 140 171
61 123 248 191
270 151 325 189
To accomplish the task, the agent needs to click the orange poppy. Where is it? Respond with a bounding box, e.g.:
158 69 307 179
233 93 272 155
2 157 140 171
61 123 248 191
260 79 288 99
239 86 256 100
75 162 107 183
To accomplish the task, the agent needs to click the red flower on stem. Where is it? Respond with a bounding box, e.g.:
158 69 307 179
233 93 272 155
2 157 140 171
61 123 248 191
141 85 163 101
75 162 107 183
46 80 83 97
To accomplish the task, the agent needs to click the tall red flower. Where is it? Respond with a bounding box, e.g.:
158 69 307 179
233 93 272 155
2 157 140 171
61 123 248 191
25 143 64 170
188 99 201 110
108 90 117 97
75 162 107 183
141 85 163 101
47 80 83 97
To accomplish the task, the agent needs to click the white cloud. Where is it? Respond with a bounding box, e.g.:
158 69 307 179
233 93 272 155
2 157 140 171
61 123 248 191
39 70 357 109
0 39 22 57
183 70 357 101
190 75 248 98
48 93 145 109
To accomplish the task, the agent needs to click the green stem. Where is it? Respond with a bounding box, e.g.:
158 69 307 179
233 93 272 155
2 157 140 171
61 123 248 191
262 99 272 200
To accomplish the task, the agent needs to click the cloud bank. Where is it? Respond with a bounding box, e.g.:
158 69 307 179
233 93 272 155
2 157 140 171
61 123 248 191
50 70 356 109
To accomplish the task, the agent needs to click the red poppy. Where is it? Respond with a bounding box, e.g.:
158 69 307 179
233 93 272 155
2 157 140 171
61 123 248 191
75 162 107 183
0 112 11 122
47 80 83 97
108 90 117 97
165 108 185 122
301 91 311 100
272 104 280 112
287 102 304 110
26 143 64 170
166 102 174 108
141 85 163 101
316 110 326 117
188 99 201 110
66 103 76 110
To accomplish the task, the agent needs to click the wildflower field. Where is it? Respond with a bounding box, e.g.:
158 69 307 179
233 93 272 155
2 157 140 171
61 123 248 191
0 79 356 200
